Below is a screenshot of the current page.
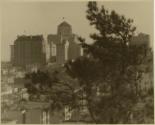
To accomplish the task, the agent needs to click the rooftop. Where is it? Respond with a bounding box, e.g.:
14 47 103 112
58 21 71 27
15 35 44 41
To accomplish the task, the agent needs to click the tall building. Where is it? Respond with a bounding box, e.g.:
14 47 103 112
10 45 15 64
47 21 82 65
11 35 46 67
130 33 150 47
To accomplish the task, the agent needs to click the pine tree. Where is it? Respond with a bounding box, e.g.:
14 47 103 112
65 1 149 123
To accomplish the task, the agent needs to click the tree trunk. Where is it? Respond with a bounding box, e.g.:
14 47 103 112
84 84 98 123
87 104 98 123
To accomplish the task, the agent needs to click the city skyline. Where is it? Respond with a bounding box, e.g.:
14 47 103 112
1 1 154 124
1 0 153 61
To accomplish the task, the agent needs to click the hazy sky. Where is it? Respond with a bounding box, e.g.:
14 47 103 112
1 0 153 61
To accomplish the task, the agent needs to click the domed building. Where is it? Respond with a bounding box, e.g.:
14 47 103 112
47 21 83 65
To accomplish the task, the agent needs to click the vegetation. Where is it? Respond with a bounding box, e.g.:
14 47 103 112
65 1 153 123
24 70 76 110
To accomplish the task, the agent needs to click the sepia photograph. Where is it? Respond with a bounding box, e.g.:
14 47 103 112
1 0 154 124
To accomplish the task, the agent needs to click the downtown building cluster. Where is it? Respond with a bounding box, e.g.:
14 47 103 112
10 21 83 68
10 21 151 69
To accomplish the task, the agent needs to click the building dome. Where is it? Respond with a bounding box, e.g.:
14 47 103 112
57 21 72 36
58 21 71 27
